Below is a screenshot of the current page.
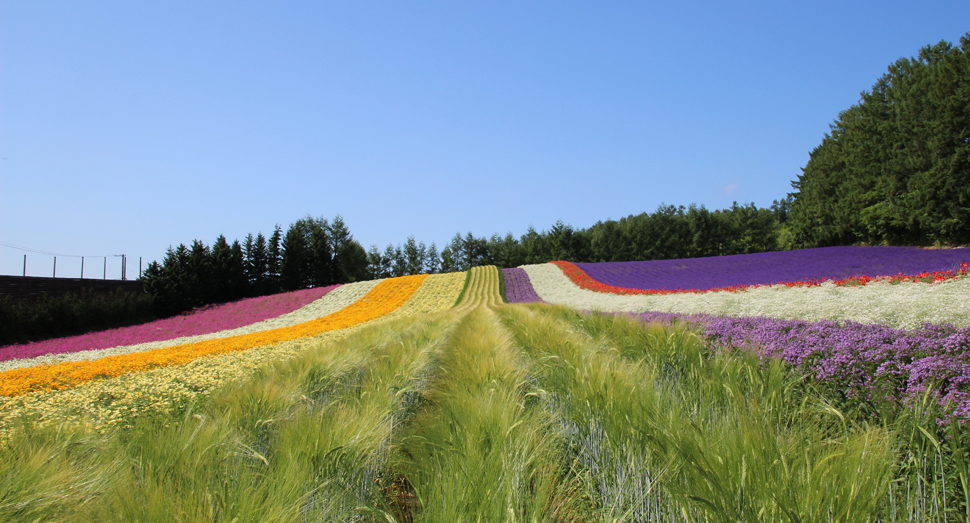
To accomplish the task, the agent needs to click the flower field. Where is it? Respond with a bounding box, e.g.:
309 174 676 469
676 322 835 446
522 260 970 328
0 285 339 363
574 245 970 291
3 248 970 521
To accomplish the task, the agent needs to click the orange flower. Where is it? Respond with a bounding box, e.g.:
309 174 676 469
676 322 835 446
0 275 427 397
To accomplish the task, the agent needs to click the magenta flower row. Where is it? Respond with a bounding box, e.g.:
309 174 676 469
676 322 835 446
0 285 340 362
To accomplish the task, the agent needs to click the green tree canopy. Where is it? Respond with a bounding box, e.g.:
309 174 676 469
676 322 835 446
790 33 970 246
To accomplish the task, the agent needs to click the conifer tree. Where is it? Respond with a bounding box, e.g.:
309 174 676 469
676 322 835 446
245 232 269 294
268 224 283 293
280 223 309 291
309 219 333 287
789 33 970 246
426 242 440 273
229 239 247 299
403 236 424 275
365 245 385 279
210 235 233 302
187 240 211 306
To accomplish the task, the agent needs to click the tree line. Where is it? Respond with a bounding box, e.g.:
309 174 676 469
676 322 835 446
366 200 791 274
143 215 369 317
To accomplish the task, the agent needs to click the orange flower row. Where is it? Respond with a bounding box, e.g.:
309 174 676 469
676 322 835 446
0 275 428 397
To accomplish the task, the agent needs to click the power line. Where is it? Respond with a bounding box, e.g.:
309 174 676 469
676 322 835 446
0 240 123 259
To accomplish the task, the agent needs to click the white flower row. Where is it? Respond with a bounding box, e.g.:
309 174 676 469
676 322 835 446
521 263 970 329
0 279 383 372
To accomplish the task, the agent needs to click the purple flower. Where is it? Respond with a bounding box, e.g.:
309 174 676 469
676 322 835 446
502 268 546 304
632 311 970 420
576 246 970 290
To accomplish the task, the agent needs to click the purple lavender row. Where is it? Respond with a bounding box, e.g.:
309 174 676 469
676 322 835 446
633 311 970 420
502 268 547 304
576 246 970 291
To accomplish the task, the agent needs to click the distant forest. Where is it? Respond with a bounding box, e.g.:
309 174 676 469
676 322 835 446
143 32 969 317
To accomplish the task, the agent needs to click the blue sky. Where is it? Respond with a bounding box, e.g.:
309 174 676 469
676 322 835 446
2 1 968 278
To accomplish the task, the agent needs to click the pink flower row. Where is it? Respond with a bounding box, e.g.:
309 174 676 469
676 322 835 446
0 286 339 362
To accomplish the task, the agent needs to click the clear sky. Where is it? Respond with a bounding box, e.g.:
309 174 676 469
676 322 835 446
2 1 968 278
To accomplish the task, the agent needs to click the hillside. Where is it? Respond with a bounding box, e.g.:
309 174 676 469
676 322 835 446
1 246 969 521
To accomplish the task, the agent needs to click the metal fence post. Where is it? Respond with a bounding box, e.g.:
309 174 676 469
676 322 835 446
53 256 56 278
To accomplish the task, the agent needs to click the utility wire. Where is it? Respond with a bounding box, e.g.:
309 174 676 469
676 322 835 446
0 240 123 259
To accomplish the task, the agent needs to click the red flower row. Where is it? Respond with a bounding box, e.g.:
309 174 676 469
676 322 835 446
550 261 970 296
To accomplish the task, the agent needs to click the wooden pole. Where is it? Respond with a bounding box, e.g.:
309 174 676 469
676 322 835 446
81 257 85 279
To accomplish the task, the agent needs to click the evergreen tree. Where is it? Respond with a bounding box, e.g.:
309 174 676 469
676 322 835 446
366 245 386 279
268 224 283 293
280 223 310 291
210 235 233 302
426 242 440 274
403 236 424 275
391 244 407 277
380 244 397 278
789 33 970 246
309 218 333 287
187 240 211 306
244 232 270 295
229 239 247 299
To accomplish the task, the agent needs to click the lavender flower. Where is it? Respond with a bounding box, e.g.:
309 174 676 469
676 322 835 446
576 246 970 290
633 311 970 420
502 268 547 304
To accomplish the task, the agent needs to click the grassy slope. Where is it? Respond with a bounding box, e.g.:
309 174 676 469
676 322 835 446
7 301 955 522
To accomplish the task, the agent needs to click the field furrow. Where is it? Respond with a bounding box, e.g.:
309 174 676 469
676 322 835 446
454 265 503 309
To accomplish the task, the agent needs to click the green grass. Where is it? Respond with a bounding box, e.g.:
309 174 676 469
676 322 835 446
452 269 472 307
2 303 966 521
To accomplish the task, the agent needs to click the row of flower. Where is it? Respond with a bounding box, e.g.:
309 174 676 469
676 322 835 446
0 273 465 438
0 286 338 362
376 272 466 319
0 275 428 397
522 262 970 329
559 259 970 296
502 268 547 304
0 281 381 372
504 264 970 419
573 245 970 291
639 311 970 420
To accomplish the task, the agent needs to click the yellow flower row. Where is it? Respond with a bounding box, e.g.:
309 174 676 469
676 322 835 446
0 273 455 438
382 271 467 319
455 265 504 309
0 326 364 439
0 275 428 397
